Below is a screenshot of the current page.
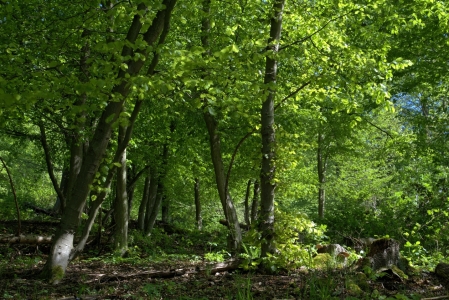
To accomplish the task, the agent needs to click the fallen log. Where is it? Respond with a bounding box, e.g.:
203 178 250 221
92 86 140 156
219 219 250 230
90 258 242 283
0 234 53 245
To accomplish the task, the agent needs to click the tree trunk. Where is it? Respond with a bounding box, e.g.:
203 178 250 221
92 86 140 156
138 171 151 231
200 0 241 252
317 131 326 219
40 0 177 283
126 165 136 219
259 0 285 260
144 183 164 235
244 179 252 225
161 195 170 223
203 111 242 252
128 164 150 222
194 178 202 230
144 144 169 235
52 168 69 214
144 167 159 234
250 180 260 225
113 123 128 256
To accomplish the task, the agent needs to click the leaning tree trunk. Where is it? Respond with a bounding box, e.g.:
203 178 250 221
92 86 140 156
39 0 177 284
201 0 241 252
259 0 285 260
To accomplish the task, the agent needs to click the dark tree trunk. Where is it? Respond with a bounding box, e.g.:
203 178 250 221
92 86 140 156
194 178 202 230
161 196 170 223
244 179 252 225
250 180 260 225
259 0 285 260
126 165 136 219
138 171 151 231
317 131 326 219
144 167 159 234
40 0 177 283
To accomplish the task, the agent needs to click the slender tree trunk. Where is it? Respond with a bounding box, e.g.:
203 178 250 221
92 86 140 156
194 178 202 230
259 0 285 260
138 172 151 231
204 112 242 252
200 0 241 252
161 196 170 223
144 182 164 235
317 131 326 219
250 180 260 225
113 123 128 256
127 165 136 219
244 179 252 225
40 1 177 283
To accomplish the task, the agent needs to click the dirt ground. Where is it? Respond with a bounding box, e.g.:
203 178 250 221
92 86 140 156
0 221 448 299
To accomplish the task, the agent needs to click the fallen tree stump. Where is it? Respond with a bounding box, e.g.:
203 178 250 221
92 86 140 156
0 234 53 245
355 238 400 271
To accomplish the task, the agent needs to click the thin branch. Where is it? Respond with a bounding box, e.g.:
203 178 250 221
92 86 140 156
128 165 150 187
364 118 394 138
279 9 357 51
274 81 311 111
225 130 257 193
38 123 67 207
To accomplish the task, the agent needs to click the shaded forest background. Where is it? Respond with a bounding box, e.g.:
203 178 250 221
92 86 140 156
1 0 449 298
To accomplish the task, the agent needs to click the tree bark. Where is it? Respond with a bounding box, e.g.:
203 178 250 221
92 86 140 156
40 0 177 283
259 0 285 260
194 178 202 230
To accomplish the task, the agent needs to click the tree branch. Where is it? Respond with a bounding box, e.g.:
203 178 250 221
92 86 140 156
38 123 67 207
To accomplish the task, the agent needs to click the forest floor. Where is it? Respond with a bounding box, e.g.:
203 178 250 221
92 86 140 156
0 220 447 300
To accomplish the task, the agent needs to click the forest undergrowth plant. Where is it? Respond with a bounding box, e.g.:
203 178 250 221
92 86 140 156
303 271 338 300
241 207 325 271
228 274 253 300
